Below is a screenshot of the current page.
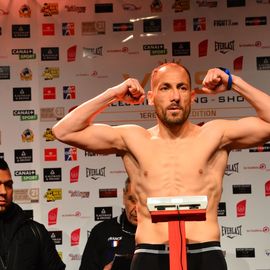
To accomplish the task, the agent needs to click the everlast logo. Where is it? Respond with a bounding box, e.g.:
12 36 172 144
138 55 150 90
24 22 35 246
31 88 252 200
86 167 106 180
215 41 235 54
224 163 239 176
221 225 242 239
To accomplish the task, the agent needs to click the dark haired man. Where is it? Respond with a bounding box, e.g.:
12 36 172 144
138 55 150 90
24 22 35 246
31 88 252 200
0 158 66 270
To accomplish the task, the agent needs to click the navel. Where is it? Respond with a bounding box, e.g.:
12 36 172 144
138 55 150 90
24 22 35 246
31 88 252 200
199 169 203 174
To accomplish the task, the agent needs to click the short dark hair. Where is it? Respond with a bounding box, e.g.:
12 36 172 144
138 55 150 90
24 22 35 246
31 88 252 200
0 159 9 170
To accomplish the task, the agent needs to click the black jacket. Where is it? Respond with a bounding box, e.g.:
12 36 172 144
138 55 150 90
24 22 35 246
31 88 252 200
79 212 136 270
0 202 65 270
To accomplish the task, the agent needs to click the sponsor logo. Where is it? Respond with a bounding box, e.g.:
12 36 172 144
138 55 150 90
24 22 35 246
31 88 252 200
99 188 117 198
44 168 62 182
12 24 30 38
70 166 80 183
257 56 270 70
83 47 103 59
42 67 59 80
249 144 270 152
63 85 76 99
44 188 62 202
143 44 167 56
221 225 242 238
71 228 80 246
41 47 59 61
12 48 36 60
247 226 270 233
196 1 217 7
42 23 55 35
150 0 162 12
0 66 10 80
19 4 31 18
65 5 86 13
67 45 77 62
82 21 105 35
40 3 59 16
224 163 239 176
40 107 64 121
234 56 243 71
13 87 31 101
13 188 39 203
143 18 161 32
21 128 34 142
49 231 63 245
20 67 32 80
95 207 113 221
213 19 238 27
193 17 206 31
215 40 235 54
68 254 82 260
43 87 56 100
43 128 55 141
85 151 105 156
265 180 270 196
122 3 141 11
173 19 186 31
113 23 133 31
236 200 246 217
243 163 269 171
227 0 245 7
44 148 57 161
86 167 106 180
64 147 77 161
236 248 255 258
233 184 252 194
245 16 267 26
95 3 113 13
172 0 190 12
14 149 33 163
198 39 208 57
218 202 226 216
68 190 90 198
172 42 190 56
48 208 58 225
62 22 75 36
13 109 38 121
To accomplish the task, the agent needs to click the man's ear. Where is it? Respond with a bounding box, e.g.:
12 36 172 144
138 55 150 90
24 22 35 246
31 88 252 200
191 89 196 104
147 90 154 105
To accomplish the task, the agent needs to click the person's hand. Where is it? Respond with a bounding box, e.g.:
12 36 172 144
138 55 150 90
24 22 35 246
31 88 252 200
201 68 231 94
110 78 145 104
103 261 113 270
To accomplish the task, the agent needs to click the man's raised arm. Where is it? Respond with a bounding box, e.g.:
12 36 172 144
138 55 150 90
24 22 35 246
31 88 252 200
52 78 145 152
202 68 270 148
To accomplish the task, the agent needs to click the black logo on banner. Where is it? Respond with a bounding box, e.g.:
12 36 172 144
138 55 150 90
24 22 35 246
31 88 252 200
49 231 63 245
227 0 246 7
44 168 62 182
14 149 33 163
41 47 59 61
256 56 270 70
245 16 267 26
236 248 255 258
95 207 113 221
95 3 113 13
143 18 161 33
172 42 191 56
233 184 252 194
113 23 133 32
13 87 31 101
0 66 10 80
218 202 227 216
12 24 30 38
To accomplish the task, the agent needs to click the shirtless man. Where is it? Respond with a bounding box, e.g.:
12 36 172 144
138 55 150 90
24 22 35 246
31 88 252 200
52 63 270 270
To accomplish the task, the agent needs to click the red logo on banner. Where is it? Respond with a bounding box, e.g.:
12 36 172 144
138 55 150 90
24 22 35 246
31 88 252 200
44 148 57 161
48 207 58 225
236 200 246 217
198 39 208 57
71 228 80 246
265 180 270 196
234 56 243 71
67 45 77 62
173 19 186 31
42 23 55 35
70 165 80 183
43 87 56 99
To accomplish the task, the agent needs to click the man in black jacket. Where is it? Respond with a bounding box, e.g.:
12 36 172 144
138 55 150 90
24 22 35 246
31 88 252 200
0 158 66 270
79 177 137 270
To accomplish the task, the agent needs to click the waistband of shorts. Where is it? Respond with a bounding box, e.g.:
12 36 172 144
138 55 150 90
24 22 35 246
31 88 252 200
134 241 221 255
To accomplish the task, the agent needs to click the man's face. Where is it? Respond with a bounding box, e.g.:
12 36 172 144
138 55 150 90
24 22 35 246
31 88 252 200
123 184 137 226
0 169 13 214
149 65 195 127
